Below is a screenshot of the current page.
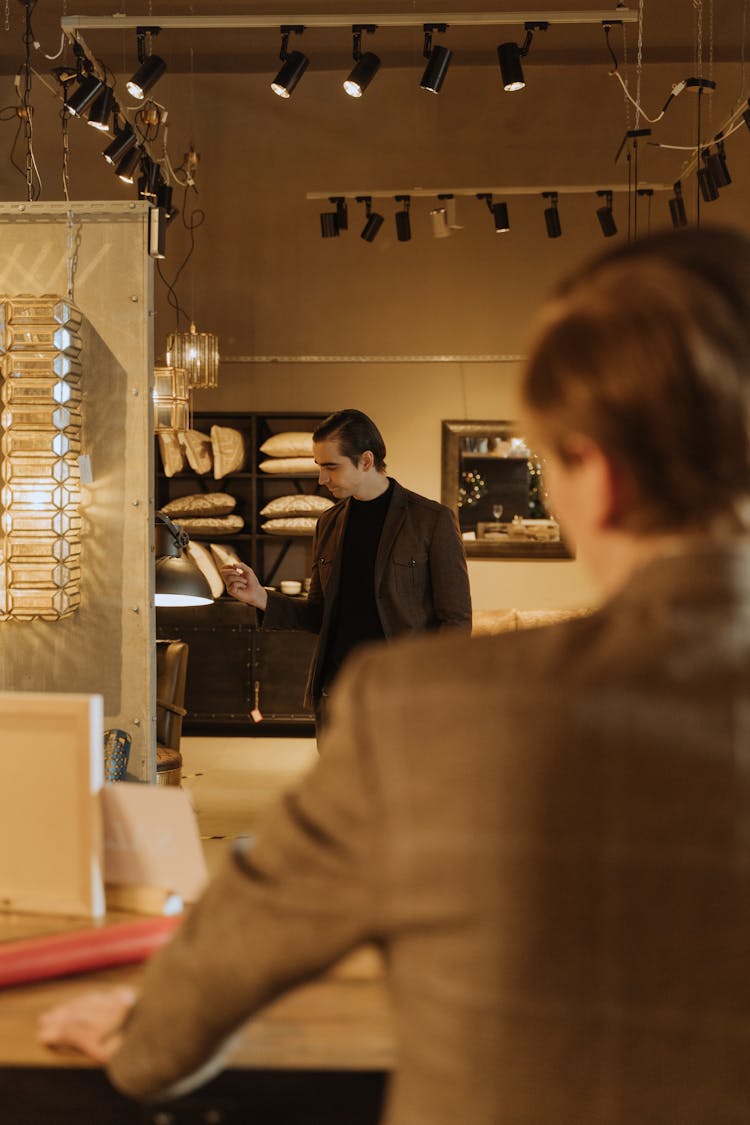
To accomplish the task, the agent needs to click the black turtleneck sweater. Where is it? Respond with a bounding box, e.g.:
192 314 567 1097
322 479 394 688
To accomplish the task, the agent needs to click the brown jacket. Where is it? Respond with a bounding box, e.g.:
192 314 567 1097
263 478 472 704
108 540 750 1123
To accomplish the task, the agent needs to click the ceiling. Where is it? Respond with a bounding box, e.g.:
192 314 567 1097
0 1 746 76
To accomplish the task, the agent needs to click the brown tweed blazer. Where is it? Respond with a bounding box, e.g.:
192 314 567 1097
109 540 750 1124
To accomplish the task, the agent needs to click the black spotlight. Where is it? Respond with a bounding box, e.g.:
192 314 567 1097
157 181 178 223
595 190 618 237
116 146 141 184
357 195 384 242
477 194 509 233
395 195 411 241
271 25 309 98
344 24 380 97
320 211 340 238
333 196 348 231
744 99 750 131
697 152 719 203
66 73 104 117
86 84 115 131
126 27 166 100
420 23 452 94
706 139 731 188
542 191 562 238
668 180 688 228
497 21 548 92
138 155 161 201
102 123 136 165
491 201 510 232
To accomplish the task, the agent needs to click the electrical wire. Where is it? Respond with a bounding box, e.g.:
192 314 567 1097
157 185 205 330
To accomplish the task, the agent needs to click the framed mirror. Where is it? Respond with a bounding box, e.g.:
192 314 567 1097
441 420 571 559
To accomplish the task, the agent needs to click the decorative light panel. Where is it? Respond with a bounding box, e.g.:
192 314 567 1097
153 365 189 432
0 296 83 621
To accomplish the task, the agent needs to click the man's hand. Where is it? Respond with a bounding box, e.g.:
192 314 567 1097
220 562 268 611
37 986 137 1063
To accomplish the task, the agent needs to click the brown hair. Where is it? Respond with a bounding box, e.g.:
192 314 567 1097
522 227 750 532
313 409 387 472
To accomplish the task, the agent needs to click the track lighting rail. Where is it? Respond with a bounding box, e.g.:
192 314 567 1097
61 10 638 35
306 183 668 200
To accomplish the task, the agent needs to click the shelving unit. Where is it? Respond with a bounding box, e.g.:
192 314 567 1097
155 411 330 735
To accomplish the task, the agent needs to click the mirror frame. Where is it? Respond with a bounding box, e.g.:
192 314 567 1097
441 419 572 560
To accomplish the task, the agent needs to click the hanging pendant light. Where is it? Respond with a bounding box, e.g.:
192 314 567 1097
166 323 219 389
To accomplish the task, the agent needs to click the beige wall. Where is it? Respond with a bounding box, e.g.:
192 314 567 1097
3 59 747 612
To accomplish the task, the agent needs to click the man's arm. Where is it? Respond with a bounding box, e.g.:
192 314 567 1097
221 525 326 634
39 674 383 1101
429 507 472 631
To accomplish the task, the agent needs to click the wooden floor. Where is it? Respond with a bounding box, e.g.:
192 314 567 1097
181 734 319 875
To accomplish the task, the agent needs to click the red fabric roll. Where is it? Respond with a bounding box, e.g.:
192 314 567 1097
0 916 181 989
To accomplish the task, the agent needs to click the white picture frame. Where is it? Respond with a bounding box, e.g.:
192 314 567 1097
0 692 105 918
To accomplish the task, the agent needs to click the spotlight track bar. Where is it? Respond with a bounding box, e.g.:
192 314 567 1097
61 10 637 35
306 183 668 200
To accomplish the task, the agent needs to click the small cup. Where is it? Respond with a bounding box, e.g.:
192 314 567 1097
103 728 131 782
280 580 302 596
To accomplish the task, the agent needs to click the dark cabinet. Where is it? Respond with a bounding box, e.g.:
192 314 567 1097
156 412 329 734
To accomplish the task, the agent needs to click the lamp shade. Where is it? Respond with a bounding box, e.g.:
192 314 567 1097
155 513 213 607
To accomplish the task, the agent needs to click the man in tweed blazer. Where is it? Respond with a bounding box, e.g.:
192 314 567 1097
40 228 750 1124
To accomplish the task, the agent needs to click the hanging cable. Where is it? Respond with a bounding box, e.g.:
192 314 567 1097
18 0 42 200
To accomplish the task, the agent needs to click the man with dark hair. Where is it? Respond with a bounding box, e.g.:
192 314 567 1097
221 408 472 722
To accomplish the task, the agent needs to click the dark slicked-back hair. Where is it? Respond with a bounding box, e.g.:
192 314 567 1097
522 227 750 532
313 409 387 472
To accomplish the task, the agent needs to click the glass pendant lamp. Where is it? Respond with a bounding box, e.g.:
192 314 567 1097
165 323 219 390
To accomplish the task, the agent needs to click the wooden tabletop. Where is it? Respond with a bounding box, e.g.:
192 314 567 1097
0 911 394 1073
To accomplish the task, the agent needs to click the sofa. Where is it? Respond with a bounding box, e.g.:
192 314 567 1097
471 607 591 636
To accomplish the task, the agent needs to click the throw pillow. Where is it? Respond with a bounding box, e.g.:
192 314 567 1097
258 457 318 476
209 543 244 577
186 541 224 599
179 429 212 475
211 425 246 479
259 431 314 458
174 514 244 537
158 431 186 477
261 517 318 536
259 494 333 518
162 492 237 518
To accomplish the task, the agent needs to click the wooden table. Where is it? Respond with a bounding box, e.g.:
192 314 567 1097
0 911 394 1124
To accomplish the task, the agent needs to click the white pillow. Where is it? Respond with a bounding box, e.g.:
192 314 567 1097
261 517 318 536
186 541 224 599
178 430 212 475
258 457 318 476
210 542 243 571
211 425 246 479
175 514 244 536
259 494 333 518
158 431 186 477
259 431 314 458
163 492 236 518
